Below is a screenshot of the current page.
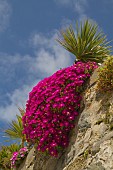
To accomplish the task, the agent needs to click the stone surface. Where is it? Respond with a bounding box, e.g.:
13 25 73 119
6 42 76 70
17 147 35 170
17 69 113 170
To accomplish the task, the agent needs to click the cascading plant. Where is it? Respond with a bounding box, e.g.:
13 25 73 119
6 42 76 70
22 61 98 157
10 147 28 169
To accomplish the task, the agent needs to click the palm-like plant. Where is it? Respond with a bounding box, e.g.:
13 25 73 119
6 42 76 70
56 20 111 63
5 108 26 148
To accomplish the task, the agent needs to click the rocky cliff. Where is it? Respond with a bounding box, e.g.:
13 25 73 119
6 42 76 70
17 69 113 170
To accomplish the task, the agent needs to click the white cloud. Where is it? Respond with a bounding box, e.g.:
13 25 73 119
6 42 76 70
55 0 88 21
0 0 11 32
0 32 73 121
60 18 73 28
0 53 33 83
29 33 73 76
0 83 36 121
74 0 88 14
74 0 88 21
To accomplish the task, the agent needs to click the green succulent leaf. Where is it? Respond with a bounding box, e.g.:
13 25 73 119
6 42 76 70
56 20 112 63
4 108 26 147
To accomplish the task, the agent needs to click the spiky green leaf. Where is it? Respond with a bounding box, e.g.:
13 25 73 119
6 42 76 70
56 20 112 63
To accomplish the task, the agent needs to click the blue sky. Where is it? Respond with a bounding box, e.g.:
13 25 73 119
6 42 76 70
0 0 113 145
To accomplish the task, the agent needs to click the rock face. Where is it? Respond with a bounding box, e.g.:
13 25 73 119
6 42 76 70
17 70 113 170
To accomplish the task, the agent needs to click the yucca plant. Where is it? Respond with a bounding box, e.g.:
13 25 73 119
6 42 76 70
56 20 111 63
5 108 26 148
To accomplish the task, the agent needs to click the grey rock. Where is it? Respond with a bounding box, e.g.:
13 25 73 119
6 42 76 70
16 68 113 170
78 120 91 131
87 162 105 170
91 142 100 155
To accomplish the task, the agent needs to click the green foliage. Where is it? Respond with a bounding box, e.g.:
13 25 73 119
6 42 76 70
8 144 21 153
56 20 111 63
97 56 113 91
83 149 90 159
5 108 26 147
0 144 20 170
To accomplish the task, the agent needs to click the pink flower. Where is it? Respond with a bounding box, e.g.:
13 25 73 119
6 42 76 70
11 147 28 168
22 61 98 157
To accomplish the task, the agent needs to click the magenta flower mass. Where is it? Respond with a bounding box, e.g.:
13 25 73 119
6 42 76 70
10 147 28 168
22 61 98 157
